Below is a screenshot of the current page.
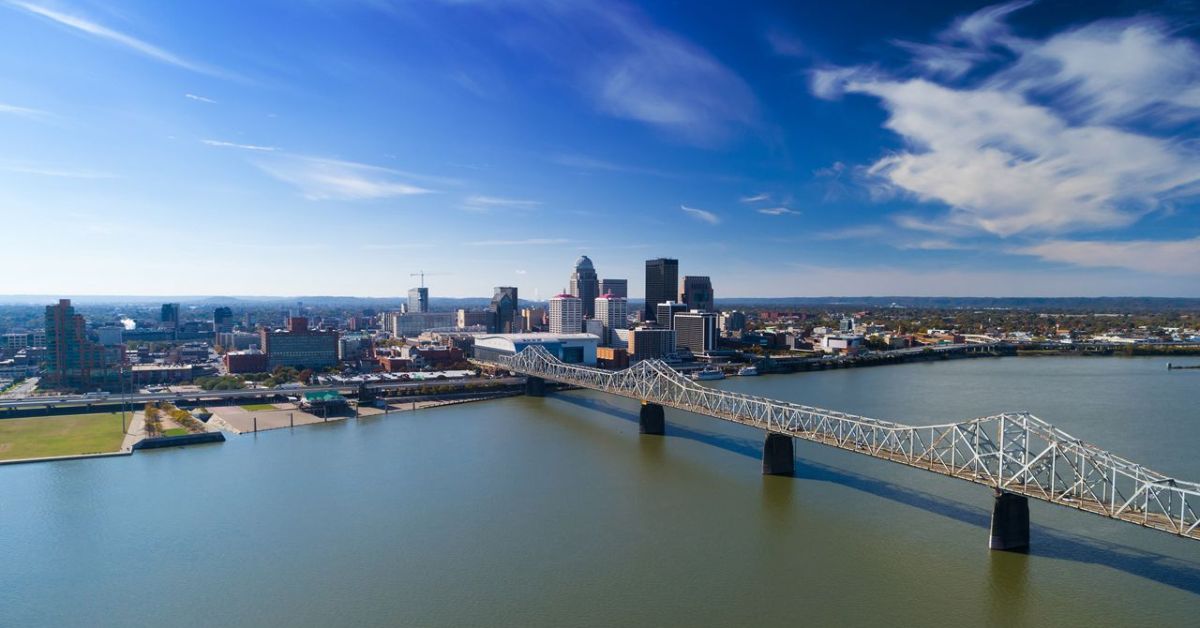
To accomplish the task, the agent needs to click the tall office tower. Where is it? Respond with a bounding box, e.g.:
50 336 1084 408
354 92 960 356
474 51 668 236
673 311 719 355
599 278 628 299
549 293 583 335
569 255 600 319
594 292 628 346
628 327 677 361
720 310 747 333
489 287 519 333
521 307 546 332
644 258 678 322
160 303 180 330
213 306 234 332
45 299 111 390
679 276 714 312
407 287 430 313
656 301 688 330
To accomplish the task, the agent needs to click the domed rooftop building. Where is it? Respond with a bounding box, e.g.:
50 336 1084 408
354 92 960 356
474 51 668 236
569 255 600 319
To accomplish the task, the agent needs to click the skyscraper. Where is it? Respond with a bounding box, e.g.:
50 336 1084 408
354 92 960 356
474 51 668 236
549 293 582 335
160 303 180 330
674 311 718 354
45 299 114 391
599 278 628 299
214 306 234 332
656 301 688 329
489 287 519 333
594 292 628 346
407 287 429 313
644 258 678 322
569 255 600 319
679 276 714 312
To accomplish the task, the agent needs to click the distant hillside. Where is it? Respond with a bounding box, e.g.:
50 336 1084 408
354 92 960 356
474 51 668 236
2 295 1197 313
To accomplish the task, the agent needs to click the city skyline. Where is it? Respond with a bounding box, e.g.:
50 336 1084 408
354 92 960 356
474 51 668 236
1 0 1198 297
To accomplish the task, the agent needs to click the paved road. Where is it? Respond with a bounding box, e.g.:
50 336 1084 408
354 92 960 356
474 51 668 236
0 377 527 409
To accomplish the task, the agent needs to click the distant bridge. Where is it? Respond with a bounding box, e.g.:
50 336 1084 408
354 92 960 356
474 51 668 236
492 345 1200 550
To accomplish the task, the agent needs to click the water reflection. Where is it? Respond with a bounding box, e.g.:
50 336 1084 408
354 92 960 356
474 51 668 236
551 393 1200 596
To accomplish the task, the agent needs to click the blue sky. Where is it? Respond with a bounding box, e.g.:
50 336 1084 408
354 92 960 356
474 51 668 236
1 0 1198 298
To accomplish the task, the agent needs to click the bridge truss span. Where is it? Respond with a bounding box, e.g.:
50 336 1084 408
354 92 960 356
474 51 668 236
500 345 1200 542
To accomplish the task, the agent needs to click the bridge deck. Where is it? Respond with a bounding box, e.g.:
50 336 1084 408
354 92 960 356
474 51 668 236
497 346 1200 543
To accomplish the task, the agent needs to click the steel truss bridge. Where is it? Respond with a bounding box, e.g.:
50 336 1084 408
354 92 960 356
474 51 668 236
496 345 1200 547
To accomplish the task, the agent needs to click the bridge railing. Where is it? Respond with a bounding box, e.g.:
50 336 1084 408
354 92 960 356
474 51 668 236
499 345 1199 540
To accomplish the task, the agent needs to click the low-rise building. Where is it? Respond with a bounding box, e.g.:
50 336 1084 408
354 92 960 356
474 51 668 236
472 333 599 365
225 349 269 374
596 347 629 369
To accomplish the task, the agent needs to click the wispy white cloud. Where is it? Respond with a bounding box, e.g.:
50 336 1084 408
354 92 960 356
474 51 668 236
466 238 574 246
254 154 436 200
740 193 769 203
185 93 217 104
680 204 720 225
362 243 436 251
891 0 1033 79
515 269 528 275
0 101 51 120
896 239 970 251
7 1 230 78
811 6 1200 239
757 207 800 216
478 2 756 144
201 139 279 152
552 153 677 178
0 164 116 179
462 195 542 211
1013 238 1200 275
765 28 805 58
813 225 887 240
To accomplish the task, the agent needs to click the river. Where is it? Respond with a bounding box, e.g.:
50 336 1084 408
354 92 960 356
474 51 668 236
1 356 1198 626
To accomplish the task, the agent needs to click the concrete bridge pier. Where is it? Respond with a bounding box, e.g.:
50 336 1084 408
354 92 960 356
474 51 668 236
762 432 794 475
639 402 665 435
989 491 1030 551
525 376 546 397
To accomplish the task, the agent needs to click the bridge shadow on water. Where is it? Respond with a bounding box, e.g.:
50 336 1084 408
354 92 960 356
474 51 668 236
552 394 1200 596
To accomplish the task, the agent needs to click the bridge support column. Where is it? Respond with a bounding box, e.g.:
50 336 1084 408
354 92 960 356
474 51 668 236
762 433 794 476
989 491 1029 552
525 376 546 397
639 402 664 435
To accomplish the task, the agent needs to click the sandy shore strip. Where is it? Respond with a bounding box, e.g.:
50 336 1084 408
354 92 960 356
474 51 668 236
209 394 518 434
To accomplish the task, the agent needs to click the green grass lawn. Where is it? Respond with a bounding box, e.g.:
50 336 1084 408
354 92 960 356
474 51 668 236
0 412 127 461
240 403 277 411
162 427 189 436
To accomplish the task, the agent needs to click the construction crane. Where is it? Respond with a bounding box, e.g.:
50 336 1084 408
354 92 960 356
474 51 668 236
409 271 446 288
